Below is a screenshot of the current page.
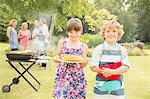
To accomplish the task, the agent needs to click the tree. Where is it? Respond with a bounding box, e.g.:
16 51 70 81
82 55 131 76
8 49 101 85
0 0 95 42
93 0 137 42
0 0 93 32
130 0 150 42
84 8 117 32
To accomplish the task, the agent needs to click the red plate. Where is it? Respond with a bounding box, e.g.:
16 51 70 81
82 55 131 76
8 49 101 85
98 62 122 80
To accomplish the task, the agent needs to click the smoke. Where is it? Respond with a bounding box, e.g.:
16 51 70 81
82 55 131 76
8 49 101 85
29 12 57 55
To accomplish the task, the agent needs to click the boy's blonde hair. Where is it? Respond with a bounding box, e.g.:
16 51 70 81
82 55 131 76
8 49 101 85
9 19 17 26
67 18 83 33
21 22 28 29
100 20 124 41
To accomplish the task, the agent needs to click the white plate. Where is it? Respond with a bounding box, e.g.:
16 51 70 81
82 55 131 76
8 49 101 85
53 58 82 63
37 56 51 60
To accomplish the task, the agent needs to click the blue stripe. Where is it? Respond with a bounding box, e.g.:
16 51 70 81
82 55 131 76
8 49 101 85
103 50 121 56
111 89 124 96
96 75 107 81
99 62 114 66
94 87 124 96
94 87 108 94
96 75 123 81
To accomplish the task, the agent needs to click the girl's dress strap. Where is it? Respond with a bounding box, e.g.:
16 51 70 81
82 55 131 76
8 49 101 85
80 43 84 49
62 39 67 48
79 43 85 54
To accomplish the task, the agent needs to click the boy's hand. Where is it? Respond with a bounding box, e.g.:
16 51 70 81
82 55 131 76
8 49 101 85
91 66 102 73
101 67 115 78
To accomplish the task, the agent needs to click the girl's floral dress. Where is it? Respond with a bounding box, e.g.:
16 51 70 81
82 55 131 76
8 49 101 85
53 40 87 99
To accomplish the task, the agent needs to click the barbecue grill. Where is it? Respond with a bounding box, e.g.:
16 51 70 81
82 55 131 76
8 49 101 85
2 50 41 93
6 51 35 60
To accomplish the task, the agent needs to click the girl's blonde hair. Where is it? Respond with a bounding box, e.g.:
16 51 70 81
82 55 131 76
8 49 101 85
100 20 124 41
67 18 83 33
21 22 28 29
9 19 17 26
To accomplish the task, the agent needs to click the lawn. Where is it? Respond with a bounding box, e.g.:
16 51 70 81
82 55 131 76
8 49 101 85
0 43 150 99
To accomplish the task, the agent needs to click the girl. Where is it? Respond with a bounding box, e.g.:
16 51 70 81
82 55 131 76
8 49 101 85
6 19 18 51
18 22 31 51
53 18 88 99
90 20 130 99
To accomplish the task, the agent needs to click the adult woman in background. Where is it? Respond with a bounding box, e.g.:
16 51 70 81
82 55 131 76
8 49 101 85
6 19 18 51
18 22 31 51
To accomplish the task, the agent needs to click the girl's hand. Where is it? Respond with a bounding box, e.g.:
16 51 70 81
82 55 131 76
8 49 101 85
54 55 60 59
54 55 61 63
101 67 115 78
80 57 88 68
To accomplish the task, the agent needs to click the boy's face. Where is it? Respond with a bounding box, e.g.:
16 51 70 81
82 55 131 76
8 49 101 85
104 26 119 44
67 30 81 41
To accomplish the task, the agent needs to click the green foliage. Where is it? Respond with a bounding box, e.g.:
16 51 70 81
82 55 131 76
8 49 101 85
129 48 142 56
1 0 150 43
132 0 150 42
0 4 21 42
1 0 54 17
93 0 137 42
0 0 93 33
53 0 93 31
84 9 117 32
94 0 125 11
144 42 150 49
61 0 92 17
119 11 137 42
54 14 67 32
80 33 103 48
87 48 93 57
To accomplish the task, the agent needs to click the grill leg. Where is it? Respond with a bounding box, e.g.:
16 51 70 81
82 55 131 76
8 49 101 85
19 62 40 84
7 61 39 91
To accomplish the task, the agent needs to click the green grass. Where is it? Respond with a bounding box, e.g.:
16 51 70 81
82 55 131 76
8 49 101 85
0 43 150 99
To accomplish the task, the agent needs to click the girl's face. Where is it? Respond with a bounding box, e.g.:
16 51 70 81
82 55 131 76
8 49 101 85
103 26 119 44
67 30 81 41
